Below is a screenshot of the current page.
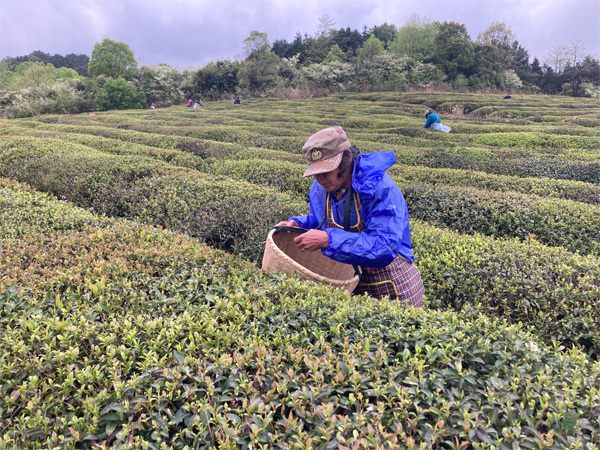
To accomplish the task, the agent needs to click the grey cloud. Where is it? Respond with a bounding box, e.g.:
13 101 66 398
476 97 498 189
1 0 598 69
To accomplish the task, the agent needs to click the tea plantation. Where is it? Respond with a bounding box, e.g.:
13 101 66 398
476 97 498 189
0 92 599 448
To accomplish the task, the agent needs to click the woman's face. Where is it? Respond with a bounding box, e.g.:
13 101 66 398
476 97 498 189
315 165 351 192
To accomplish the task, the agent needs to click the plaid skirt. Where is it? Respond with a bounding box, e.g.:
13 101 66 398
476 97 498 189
354 256 425 307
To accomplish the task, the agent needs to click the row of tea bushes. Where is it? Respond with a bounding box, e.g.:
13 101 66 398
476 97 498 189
0 137 306 261
2 120 247 160
388 163 600 205
1 179 598 448
474 132 600 150
446 122 600 137
0 178 112 238
356 140 600 185
194 157 600 256
410 220 600 357
401 182 600 256
353 130 600 160
4 122 307 169
0 126 211 173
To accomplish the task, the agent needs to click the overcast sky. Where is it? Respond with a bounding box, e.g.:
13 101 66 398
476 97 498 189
1 0 599 69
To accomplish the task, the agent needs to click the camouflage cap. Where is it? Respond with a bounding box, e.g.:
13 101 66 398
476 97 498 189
301 126 351 178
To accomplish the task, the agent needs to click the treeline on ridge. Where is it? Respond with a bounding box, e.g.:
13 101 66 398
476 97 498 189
1 16 599 118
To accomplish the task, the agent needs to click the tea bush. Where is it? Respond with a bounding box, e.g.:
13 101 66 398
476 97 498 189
401 182 600 256
0 179 598 448
0 137 306 261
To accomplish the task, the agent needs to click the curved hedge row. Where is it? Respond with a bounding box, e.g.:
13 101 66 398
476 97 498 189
1 180 598 448
0 127 210 172
388 164 600 206
401 182 600 256
356 140 600 184
475 132 600 150
0 178 112 238
5 120 248 159
0 137 306 261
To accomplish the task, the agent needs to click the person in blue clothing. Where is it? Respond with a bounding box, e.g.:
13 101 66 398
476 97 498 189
276 126 425 306
424 109 451 133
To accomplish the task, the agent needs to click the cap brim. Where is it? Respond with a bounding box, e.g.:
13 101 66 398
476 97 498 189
302 152 344 178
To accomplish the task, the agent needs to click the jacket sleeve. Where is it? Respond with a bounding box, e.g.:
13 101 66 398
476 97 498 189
287 181 325 229
322 183 408 268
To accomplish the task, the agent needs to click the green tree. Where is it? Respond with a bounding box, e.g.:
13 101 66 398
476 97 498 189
330 27 365 58
322 44 346 64
272 33 306 60
368 23 397 48
472 44 503 88
135 63 190 105
388 14 438 61
357 35 385 62
2 62 79 91
477 21 516 69
88 38 137 79
477 21 516 48
238 32 280 92
432 22 474 80
243 31 270 60
193 60 241 99
95 76 142 110
303 35 333 64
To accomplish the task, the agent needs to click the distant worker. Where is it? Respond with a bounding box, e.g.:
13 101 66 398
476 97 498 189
187 98 193 107
234 97 241 105
194 98 203 109
504 95 512 99
423 109 451 133
150 102 157 109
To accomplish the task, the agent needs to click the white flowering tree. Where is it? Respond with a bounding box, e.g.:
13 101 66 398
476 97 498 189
135 63 188 106
503 69 523 91
300 61 353 90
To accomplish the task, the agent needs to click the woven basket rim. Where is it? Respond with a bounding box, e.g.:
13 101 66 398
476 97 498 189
265 228 359 287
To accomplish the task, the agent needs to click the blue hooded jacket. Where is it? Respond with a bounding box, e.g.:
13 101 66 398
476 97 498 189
424 112 441 128
288 151 415 268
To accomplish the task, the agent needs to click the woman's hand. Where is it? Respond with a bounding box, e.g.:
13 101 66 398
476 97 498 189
275 220 299 227
294 230 329 252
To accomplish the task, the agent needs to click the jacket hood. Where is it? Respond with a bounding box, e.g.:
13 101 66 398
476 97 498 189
351 151 395 197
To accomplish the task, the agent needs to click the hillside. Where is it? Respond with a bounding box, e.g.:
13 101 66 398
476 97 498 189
1 92 599 448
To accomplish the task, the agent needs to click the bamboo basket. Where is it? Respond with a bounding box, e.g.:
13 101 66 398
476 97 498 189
262 228 359 294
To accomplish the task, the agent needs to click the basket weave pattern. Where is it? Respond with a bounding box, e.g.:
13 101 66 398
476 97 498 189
262 229 359 294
